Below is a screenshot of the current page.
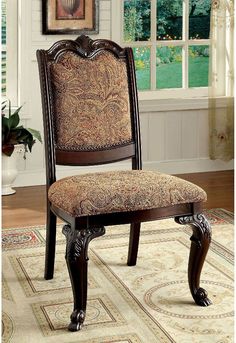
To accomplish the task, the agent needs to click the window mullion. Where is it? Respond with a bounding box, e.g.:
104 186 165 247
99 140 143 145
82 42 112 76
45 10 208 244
150 45 156 91
150 0 156 91
189 39 210 46
156 40 184 47
124 41 151 47
183 0 189 89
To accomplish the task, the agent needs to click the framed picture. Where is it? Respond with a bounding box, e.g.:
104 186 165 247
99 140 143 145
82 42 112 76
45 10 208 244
42 0 99 35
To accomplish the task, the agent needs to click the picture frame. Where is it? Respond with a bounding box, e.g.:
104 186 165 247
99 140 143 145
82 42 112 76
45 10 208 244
42 0 99 35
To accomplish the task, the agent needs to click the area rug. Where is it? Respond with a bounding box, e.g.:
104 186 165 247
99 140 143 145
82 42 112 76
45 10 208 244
2 209 234 343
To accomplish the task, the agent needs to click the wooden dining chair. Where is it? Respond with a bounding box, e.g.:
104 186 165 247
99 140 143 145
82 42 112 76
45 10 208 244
37 35 212 332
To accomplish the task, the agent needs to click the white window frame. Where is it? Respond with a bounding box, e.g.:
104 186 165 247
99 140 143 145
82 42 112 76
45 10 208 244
112 0 211 101
3 0 18 105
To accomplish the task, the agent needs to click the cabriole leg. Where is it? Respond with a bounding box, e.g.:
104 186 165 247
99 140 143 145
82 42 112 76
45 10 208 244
62 225 105 331
175 213 212 306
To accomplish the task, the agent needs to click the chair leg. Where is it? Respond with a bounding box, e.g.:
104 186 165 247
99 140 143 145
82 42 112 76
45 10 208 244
62 224 105 331
175 213 212 306
127 223 141 266
44 207 57 280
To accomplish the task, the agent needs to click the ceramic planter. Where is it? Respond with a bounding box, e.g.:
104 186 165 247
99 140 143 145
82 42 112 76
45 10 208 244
2 144 25 195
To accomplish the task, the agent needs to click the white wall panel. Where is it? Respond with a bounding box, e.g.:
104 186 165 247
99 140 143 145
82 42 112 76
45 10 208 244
198 110 209 158
165 112 182 160
181 111 198 159
100 1 111 10
139 114 149 162
32 0 40 12
148 113 165 161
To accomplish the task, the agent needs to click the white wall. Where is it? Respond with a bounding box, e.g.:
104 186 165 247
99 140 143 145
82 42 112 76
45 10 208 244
14 0 233 187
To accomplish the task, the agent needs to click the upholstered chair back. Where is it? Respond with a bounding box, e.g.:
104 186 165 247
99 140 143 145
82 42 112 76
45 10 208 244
48 49 133 151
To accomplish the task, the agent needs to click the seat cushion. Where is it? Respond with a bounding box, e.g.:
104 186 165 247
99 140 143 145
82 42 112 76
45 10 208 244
48 170 207 217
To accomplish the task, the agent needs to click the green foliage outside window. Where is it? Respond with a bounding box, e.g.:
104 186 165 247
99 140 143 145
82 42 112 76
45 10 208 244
124 1 210 90
156 46 182 89
189 45 209 87
124 0 151 42
157 0 183 40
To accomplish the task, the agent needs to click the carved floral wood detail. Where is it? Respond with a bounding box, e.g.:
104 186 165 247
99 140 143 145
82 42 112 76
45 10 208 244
62 224 105 262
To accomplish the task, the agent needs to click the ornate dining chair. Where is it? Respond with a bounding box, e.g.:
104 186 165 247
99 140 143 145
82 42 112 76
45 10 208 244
37 35 212 332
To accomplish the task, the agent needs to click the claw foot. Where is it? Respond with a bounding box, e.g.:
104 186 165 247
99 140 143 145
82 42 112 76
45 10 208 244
194 287 212 307
68 310 85 331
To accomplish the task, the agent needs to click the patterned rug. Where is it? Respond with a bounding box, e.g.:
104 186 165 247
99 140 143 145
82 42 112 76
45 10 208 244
2 209 234 343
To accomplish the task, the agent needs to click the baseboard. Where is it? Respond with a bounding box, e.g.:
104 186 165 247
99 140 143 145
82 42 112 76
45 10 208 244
144 158 234 174
13 158 234 187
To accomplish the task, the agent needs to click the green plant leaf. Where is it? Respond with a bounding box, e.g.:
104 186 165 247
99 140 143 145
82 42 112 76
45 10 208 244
12 105 23 117
2 116 9 130
1 100 41 158
16 128 33 142
16 128 36 153
9 112 20 129
27 139 36 152
6 131 20 145
27 128 42 143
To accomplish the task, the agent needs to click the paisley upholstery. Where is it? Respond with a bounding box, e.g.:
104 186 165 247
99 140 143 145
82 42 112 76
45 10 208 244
49 51 132 151
48 170 207 217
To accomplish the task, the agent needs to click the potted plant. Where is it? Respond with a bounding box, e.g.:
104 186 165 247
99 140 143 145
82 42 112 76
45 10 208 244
2 100 42 195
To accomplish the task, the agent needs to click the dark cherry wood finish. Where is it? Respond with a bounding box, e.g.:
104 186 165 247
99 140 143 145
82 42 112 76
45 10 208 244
175 214 212 306
55 143 136 166
37 35 211 331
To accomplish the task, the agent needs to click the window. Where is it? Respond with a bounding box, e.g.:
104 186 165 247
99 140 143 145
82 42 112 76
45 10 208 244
1 0 18 104
116 1 211 99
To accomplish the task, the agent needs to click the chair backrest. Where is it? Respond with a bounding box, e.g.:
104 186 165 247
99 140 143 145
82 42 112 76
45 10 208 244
37 35 141 187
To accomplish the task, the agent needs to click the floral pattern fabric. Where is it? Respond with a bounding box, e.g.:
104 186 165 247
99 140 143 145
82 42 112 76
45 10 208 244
49 51 132 151
48 170 207 217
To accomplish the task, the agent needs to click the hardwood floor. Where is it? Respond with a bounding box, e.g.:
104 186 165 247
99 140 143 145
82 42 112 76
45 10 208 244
176 170 234 213
2 170 234 228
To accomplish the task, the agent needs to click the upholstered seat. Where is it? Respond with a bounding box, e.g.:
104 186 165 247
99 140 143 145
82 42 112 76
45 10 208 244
49 170 207 217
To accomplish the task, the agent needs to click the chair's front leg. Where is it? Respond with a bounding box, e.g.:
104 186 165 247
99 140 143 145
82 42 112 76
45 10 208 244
62 224 105 331
175 213 212 307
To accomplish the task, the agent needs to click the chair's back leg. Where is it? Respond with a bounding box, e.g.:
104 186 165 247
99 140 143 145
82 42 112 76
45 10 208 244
62 224 105 331
44 205 57 280
175 213 212 306
127 222 141 266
